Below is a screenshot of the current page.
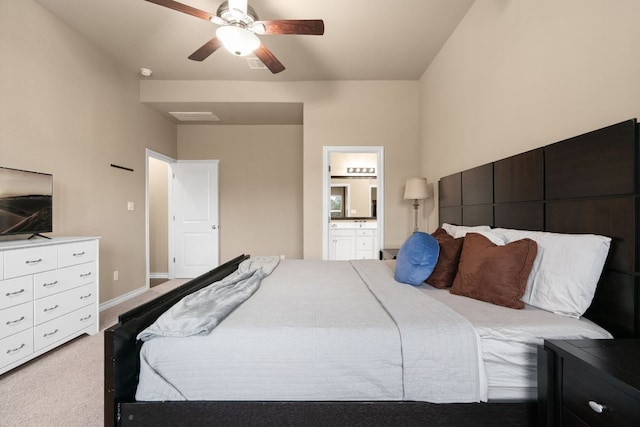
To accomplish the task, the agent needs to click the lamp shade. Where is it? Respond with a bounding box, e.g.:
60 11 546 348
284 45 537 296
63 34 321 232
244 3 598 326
404 178 429 200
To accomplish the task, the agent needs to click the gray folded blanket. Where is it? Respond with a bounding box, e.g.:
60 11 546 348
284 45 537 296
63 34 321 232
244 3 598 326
137 256 280 341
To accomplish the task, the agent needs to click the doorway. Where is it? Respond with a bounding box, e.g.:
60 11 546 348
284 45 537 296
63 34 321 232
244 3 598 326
146 151 221 285
146 149 175 288
322 146 384 260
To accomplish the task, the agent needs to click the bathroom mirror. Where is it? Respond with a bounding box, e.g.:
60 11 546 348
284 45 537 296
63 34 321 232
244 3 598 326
330 152 378 219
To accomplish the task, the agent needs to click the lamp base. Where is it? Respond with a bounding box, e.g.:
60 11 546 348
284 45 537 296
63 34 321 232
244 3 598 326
412 200 420 233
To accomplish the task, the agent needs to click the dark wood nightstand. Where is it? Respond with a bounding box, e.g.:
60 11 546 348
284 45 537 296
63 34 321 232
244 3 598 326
538 339 640 426
379 248 399 260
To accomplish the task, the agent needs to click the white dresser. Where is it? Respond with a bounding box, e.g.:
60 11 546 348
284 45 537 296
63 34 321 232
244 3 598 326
0 237 99 375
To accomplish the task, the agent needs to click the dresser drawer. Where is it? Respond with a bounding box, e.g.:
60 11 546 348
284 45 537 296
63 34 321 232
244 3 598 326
563 356 640 425
33 262 96 299
33 304 95 351
58 240 97 268
0 302 33 340
355 229 375 237
34 283 96 325
356 236 374 250
3 246 58 279
0 329 33 369
0 275 33 310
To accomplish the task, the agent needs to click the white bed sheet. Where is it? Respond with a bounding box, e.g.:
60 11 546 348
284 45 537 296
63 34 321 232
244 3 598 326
136 259 485 403
136 260 404 401
135 259 612 403
419 284 612 400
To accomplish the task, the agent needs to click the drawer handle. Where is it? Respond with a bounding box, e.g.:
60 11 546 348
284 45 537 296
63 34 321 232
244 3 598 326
5 288 25 296
43 329 59 338
588 400 606 414
6 316 25 325
25 258 43 265
80 314 92 321
43 281 58 288
6 343 26 354
73 251 86 257
43 304 59 312
80 272 92 278
80 293 92 300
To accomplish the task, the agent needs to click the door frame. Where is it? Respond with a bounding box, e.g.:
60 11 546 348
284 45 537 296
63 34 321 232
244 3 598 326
322 146 384 260
145 149 176 289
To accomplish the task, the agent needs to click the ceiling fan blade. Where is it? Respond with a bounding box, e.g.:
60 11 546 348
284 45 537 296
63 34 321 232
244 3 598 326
254 44 285 74
188 37 223 61
253 20 324 35
145 0 214 22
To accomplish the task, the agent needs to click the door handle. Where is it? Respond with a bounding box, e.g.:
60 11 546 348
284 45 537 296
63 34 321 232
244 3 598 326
212 225 217 230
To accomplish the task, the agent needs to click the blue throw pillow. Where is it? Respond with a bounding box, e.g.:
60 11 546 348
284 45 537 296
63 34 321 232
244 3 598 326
394 232 440 286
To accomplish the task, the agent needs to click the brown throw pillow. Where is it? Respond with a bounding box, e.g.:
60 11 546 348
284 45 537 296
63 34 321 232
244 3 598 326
426 228 464 289
431 227 451 239
450 232 537 309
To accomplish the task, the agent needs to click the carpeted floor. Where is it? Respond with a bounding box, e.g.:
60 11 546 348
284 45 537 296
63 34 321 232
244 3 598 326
0 279 187 427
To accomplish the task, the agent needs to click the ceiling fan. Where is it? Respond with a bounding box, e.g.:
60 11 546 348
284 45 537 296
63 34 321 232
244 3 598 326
145 0 325 74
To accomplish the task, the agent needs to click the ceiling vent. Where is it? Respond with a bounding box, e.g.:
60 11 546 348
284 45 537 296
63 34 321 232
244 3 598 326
168 111 220 122
246 57 267 70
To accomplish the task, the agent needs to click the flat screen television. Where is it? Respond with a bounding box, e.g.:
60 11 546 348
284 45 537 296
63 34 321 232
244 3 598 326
0 167 53 237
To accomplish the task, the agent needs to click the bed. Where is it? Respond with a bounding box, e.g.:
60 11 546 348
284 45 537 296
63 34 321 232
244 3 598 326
105 118 640 426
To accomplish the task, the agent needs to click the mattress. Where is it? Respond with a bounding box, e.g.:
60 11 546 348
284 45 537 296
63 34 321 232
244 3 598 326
420 284 612 400
136 260 404 401
135 259 611 402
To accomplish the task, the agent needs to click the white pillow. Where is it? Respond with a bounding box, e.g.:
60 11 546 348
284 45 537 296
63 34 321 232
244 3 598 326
473 230 507 246
441 223 492 238
493 228 611 318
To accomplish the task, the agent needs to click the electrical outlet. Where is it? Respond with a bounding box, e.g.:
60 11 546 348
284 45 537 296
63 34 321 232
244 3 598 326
127 202 134 211
113 270 119 281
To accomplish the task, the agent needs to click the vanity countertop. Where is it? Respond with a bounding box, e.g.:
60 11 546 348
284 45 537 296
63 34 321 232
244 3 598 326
330 219 377 229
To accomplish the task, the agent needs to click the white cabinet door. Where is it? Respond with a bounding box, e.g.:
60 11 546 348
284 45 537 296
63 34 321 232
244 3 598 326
329 233 355 260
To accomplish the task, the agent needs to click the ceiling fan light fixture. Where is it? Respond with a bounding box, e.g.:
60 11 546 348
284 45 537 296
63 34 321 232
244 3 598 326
216 25 260 56
250 22 266 34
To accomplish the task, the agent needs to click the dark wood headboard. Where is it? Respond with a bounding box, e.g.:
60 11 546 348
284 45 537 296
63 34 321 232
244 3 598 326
438 119 639 338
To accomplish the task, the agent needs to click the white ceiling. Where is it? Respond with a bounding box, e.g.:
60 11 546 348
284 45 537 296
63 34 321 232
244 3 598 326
33 0 475 124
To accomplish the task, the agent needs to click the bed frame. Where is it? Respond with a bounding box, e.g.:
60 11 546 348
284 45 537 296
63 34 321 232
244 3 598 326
105 119 638 426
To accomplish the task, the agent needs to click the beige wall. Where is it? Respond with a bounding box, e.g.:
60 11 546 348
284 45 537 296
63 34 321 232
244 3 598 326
0 0 177 303
142 80 422 256
148 157 170 275
420 0 640 231
178 125 303 261
300 82 421 254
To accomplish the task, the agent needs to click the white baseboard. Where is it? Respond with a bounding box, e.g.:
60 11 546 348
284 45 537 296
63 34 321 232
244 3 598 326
99 286 148 312
149 272 169 279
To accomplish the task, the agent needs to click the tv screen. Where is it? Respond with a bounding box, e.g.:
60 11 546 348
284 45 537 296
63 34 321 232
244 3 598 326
0 167 53 236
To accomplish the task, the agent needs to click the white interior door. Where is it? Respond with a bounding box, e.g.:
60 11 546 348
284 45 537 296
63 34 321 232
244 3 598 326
171 161 220 278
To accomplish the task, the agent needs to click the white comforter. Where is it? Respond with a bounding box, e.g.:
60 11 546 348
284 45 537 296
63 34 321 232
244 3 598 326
136 259 487 403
